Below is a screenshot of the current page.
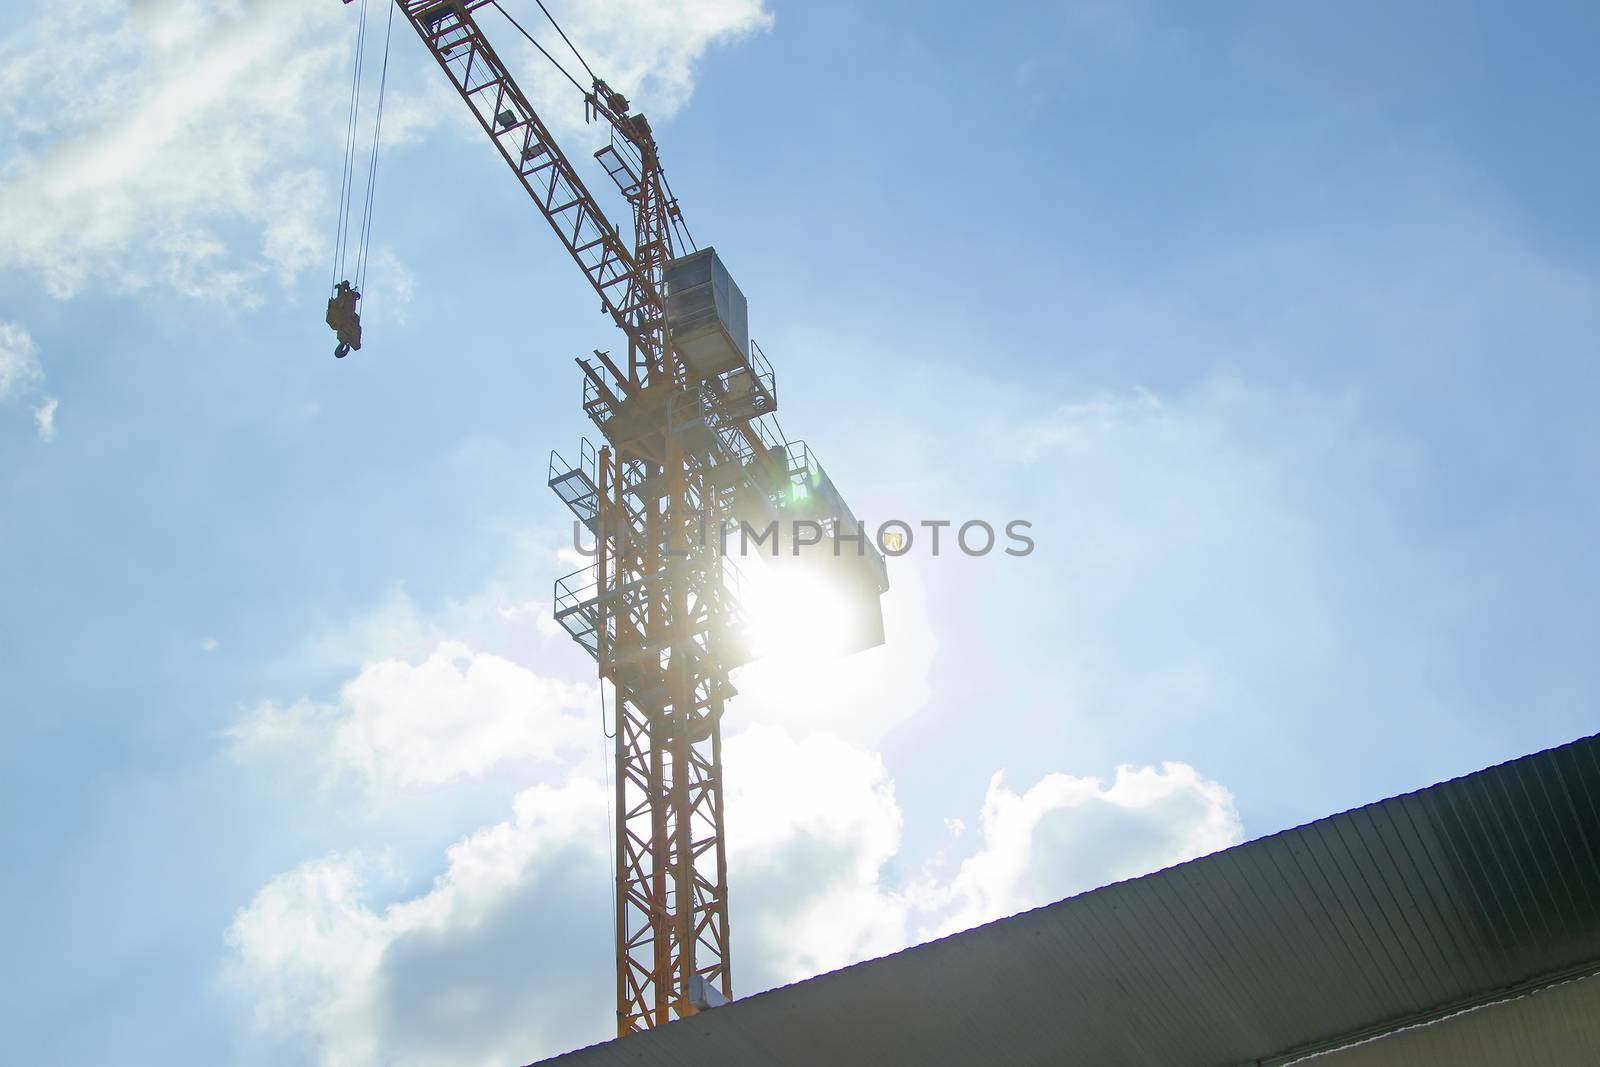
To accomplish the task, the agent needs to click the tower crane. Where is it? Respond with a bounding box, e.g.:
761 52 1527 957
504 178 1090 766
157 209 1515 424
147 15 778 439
342 0 889 1037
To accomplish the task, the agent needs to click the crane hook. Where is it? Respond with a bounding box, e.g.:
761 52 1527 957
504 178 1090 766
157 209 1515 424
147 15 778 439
326 279 363 359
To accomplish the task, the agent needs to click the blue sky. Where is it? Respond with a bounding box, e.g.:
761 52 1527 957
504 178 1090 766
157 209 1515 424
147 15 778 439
2 0 1597 1063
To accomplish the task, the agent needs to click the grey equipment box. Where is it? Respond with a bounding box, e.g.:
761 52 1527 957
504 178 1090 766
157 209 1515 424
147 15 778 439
664 247 750 381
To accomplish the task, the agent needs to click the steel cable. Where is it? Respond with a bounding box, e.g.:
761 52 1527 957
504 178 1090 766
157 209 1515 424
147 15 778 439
332 0 369 289
535 0 598 84
492 1 586 95
354 0 396 293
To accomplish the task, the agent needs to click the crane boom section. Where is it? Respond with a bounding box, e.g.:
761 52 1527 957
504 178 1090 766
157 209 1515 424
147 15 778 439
397 1 646 336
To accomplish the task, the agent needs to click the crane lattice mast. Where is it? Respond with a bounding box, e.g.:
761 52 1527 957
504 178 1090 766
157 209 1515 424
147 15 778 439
390 0 887 1037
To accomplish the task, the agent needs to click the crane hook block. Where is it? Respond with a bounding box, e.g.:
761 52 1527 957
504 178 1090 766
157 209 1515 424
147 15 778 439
326 280 363 359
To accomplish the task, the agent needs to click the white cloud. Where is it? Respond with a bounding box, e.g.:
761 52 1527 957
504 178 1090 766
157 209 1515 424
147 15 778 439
231 640 596 796
226 696 1240 1063
724 733 1242 989
225 778 613 1067
0 320 53 437
333 640 594 790
492 0 773 146
0 1 355 301
0 0 770 305
219 383 1244 1059
0 321 42 400
725 726 908 986
567 0 772 118
919 762 1243 939
226 853 394 1067
32 396 58 441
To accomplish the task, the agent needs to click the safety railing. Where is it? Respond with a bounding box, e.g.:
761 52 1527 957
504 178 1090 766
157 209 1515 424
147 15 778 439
548 438 601 529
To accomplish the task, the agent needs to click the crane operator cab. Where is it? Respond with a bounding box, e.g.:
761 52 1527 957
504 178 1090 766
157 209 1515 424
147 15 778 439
325 280 363 358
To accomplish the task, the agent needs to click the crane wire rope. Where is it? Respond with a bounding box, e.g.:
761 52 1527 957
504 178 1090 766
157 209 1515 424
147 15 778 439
331 0 370 291
534 0 597 84
662 171 697 252
332 0 395 297
492 1 586 95
353 0 396 294
599 676 618 968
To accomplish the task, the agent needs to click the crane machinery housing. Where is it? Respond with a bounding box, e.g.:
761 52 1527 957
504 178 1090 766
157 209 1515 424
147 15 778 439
335 0 890 1039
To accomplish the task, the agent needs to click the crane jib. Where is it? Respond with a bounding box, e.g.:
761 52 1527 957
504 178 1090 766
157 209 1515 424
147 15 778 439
399 1 658 341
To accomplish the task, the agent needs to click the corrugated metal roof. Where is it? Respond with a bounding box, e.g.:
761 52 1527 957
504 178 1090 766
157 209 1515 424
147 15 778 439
1307 970 1600 1066
533 733 1600 1067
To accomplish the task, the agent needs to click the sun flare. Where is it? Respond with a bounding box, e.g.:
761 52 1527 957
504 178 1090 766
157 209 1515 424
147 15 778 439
738 558 862 665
